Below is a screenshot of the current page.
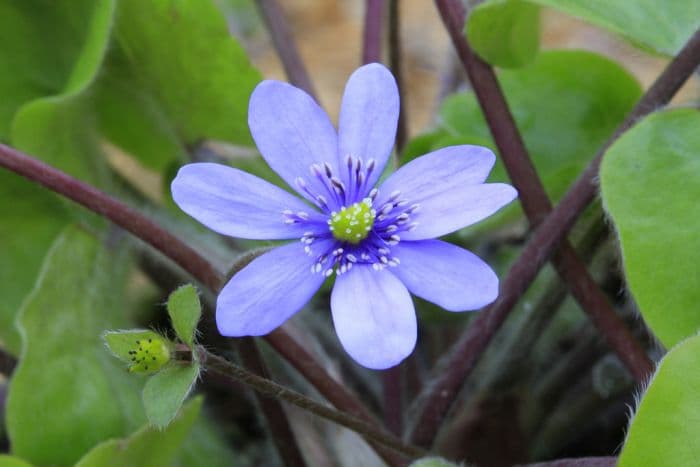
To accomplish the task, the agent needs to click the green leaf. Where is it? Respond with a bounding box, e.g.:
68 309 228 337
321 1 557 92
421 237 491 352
175 415 239 467
94 0 262 172
409 457 459 467
619 334 700 466
75 398 202 467
9 0 116 185
0 175 68 354
0 0 113 140
600 108 700 348
143 363 200 429
167 284 202 346
0 455 33 467
466 0 540 68
529 0 700 56
421 50 640 224
6 227 145 465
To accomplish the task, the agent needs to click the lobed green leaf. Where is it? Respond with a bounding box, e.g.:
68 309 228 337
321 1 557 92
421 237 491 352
143 363 201 430
75 398 202 467
600 108 700 348
6 227 145 465
619 334 700 465
466 0 540 68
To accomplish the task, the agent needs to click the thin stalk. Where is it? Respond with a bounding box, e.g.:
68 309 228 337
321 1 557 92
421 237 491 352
383 365 403 435
435 0 651 378
0 144 410 463
237 338 308 467
266 328 408 466
201 347 426 459
407 5 700 448
0 144 223 291
388 0 407 153
363 0 385 64
255 0 317 100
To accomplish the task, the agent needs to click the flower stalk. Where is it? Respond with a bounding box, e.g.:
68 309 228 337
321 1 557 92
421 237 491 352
199 346 426 459
407 2 700 447
0 143 409 464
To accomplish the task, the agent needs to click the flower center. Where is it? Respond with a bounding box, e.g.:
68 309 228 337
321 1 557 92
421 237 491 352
328 198 376 244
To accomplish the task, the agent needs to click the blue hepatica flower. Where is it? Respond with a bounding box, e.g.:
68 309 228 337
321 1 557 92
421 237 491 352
172 63 517 369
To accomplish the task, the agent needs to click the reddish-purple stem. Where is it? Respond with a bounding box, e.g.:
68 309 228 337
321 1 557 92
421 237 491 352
382 365 403 435
0 144 223 291
407 1 700 448
361 0 406 442
256 0 318 100
237 338 308 467
0 143 412 464
363 0 385 64
266 329 407 466
0 144 307 464
439 0 651 380
388 0 408 152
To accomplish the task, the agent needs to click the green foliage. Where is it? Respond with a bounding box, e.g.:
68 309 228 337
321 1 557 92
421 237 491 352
0 176 68 354
0 456 33 467
9 0 115 185
409 457 459 467
75 398 202 467
95 0 262 171
143 363 201 429
175 416 240 467
529 0 700 56
167 284 202 346
469 0 700 62
1 0 261 183
619 334 700 465
600 109 700 348
404 50 641 223
466 0 540 68
6 227 145 466
0 0 114 141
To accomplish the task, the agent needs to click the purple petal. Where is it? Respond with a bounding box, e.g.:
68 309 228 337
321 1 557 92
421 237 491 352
392 240 499 311
376 145 517 240
330 266 416 369
338 63 399 191
172 163 326 240
217 241 332 336
249 80 339 201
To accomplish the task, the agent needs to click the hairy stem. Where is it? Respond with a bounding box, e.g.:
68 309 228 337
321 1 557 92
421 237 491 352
255 0 317 100
363 0 385 64
0 144 409 463
388 0 408 153
237 338 308 467
266 328 408 466
431 0 652 383
407 4 700 448
383 365 403 435
0 144 223 291
201 347 426 459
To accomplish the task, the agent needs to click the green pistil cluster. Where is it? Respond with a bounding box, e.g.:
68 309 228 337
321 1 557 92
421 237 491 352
127 336 170 373
329 198 376 244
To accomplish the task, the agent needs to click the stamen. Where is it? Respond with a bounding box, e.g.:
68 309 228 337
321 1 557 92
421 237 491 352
323 162 334 178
